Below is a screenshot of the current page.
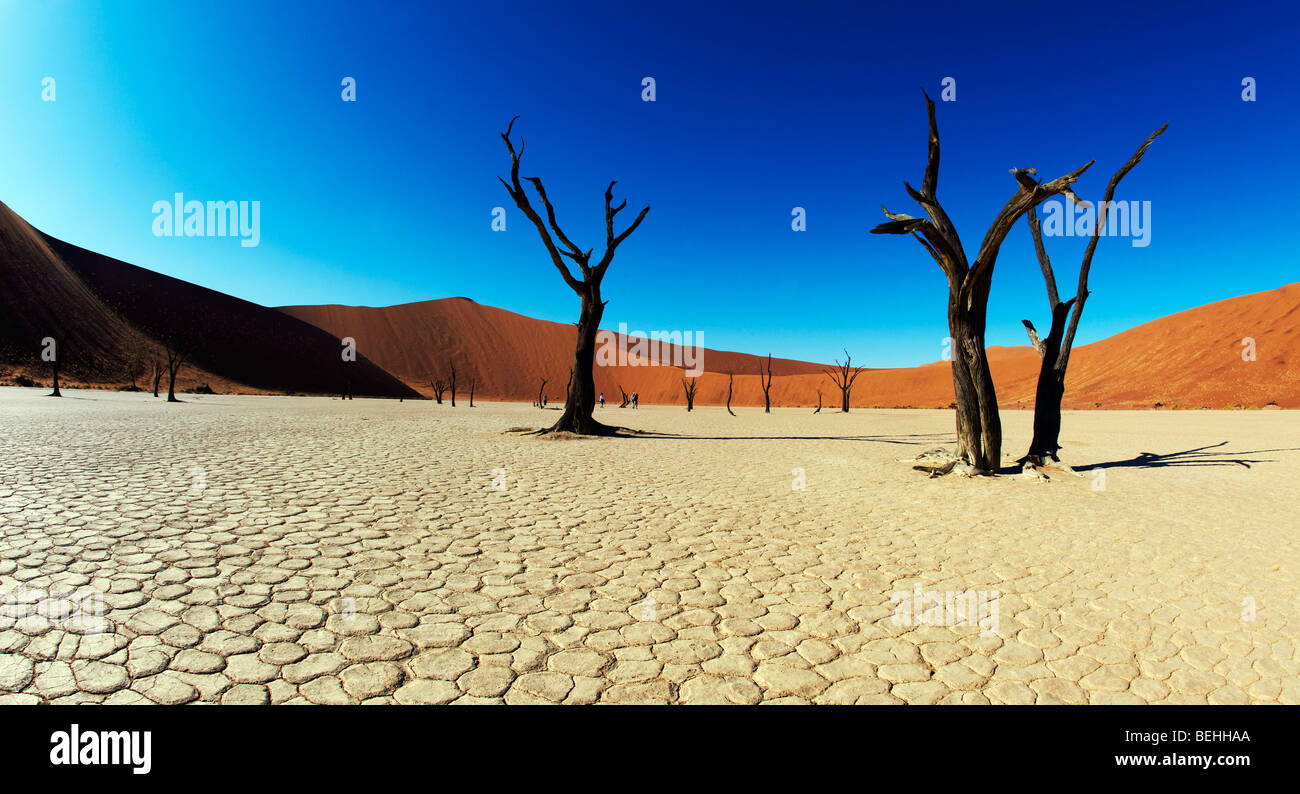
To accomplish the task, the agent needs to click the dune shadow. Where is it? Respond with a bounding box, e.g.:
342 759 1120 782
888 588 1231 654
1076 441 1300 471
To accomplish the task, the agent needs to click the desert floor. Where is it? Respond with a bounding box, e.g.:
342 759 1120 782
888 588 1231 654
0 387 1297 704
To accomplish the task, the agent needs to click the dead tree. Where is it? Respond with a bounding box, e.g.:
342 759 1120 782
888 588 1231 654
499 116 649 435
759 354 773 413
449 361 457 407
124 351 142 390
682 378 698 411
814 389 822 414
726 372 736 416
1020 124 1168 464
824 350 865 413
47 337 61 397
618 384 629 408
164 343 187 403
430 379 446 404
151 358 163 397
469 377 476 407
872 91 1095 471
536 378 547 409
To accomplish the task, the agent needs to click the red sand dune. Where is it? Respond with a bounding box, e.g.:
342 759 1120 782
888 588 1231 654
281 284 1300 409
3 195 1292 408
0 200 419 398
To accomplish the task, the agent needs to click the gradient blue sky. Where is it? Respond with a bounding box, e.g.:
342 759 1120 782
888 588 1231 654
1 0 1295 367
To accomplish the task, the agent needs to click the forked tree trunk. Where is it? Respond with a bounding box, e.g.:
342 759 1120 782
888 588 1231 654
498 116 648 436
947 292 1001 470
873 92 1098 473
726 372 735 416
759 354 773 414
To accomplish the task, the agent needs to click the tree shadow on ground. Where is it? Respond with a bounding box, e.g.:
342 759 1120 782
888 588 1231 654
620 431 953 445
1074 441 1300 471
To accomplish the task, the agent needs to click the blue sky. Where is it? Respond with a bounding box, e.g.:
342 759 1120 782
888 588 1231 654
1 0 1295 367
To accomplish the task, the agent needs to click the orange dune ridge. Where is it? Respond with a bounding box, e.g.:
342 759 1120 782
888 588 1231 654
280 283 1299 409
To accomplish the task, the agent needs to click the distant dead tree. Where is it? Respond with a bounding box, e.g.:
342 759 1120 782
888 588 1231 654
536 378 547 409
468 377 476 407
151 358 163 397
872 91 1096 471
759 354 773 413
681 378 698 411
618 384 629 407
164 342 188 403
430 378 446 404
44 336 61 397
814 389 822 414
124 350 142 391
824 350 865 413
449 361 457 407
499 116 649 435
1020 123 1168 465
726 372 736 416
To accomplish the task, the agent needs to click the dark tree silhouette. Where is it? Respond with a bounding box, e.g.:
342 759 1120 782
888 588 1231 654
46 337 61 397
536 378 547 409
824 350 865 413
151 358 163 397
682 378 698 411
814 389 822 414
449 361 457 407
164 342 187 403
726 372 736 416
469 377 476 407
430 378 446 404
124 351 142 391
872 91 1095 471
759 354 773 413
618 384 629 408
1020 123 1167 464
499 116 649 435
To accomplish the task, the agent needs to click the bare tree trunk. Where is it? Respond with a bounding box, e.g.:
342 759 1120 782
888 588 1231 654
50 352 60 397
449 362 456 407
152 359 162 397
498 116 648 436
165 344 186 403
536 378 548 410
1020 124 1167 464
814 389 821 414
430 379 445 404
824 350 864 413
618 384 629 407
873 92 1096 472
469 378 475 407
726 372 735 416
759 354 773 414
681 378 697 411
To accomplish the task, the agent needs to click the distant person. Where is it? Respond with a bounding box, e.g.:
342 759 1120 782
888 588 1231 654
599 393 605 408
632 393 638 409
543 395 548 407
